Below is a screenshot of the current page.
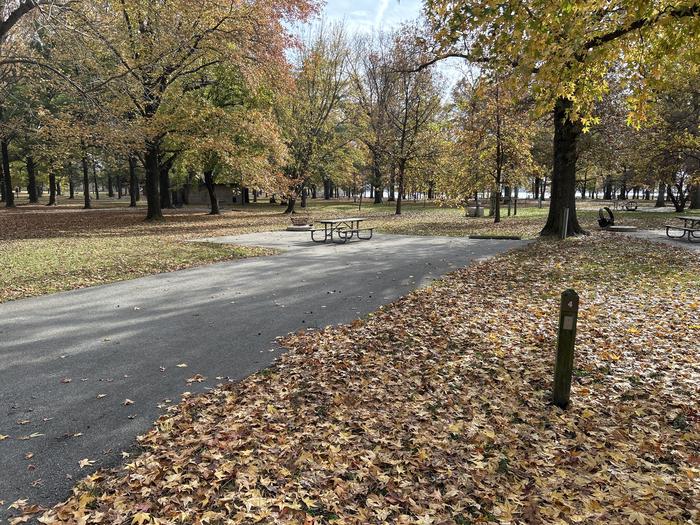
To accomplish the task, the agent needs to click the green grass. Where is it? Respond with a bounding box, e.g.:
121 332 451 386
0 237 272 303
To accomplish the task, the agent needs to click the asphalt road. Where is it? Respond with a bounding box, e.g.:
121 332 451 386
0 232 527 519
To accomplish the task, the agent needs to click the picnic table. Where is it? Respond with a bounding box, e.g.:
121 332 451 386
665 215 700 242
311 218 374 244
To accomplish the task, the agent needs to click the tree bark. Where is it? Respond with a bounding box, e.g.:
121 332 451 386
92 160 99 200
26 156 38 203
655 182 666 207
285 196 296 214
69 177 75 199
82 156 91 209
395 160 405 215
541 98 585 237
144 141 162 220
107 174 114 197
300 186 307 208
1 137 14 207
47 173 57 206
689 184 700 210
128 155 138 207
388 164 396 202
603 178 613 200
203 170 220 215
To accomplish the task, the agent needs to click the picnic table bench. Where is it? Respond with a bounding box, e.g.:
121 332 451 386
311 218 374 244
665 216 700 242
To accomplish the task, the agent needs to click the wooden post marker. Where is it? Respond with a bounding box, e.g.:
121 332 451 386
553 289 579 409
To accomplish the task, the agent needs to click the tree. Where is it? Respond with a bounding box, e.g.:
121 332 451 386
448 74 535 222
178 67 287 215
60 0 316 220
349 32 396 204
424 0 700 236
385 33 442 215
278 23 349 214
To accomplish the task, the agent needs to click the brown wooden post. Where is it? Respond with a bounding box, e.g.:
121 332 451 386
553 289 579 408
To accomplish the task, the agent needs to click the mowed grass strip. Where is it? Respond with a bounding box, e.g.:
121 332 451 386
0 237 272 303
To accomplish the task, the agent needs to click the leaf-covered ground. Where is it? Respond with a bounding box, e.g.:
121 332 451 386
21 233 698 525
1 200 696 303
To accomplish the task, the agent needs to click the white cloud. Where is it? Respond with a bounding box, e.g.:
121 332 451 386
374 0 390 27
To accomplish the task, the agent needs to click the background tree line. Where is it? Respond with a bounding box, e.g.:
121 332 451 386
1 0 698 231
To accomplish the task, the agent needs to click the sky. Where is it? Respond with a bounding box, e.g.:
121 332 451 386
304 0 465 93
320 0 423 33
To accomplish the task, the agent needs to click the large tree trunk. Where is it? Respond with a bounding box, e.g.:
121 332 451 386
323 179 331 200
285 197 296 214
541 98 585 237
689 184 700 210
603 178 613 200
107 174 114 197
655 182 666 207
128 155 138 207
1 137 14 207
26 156 38 203
203 170 220 215
144 141 162 220
47 173 57 206
81 156 91 209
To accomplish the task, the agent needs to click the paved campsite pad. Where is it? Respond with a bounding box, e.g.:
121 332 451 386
618 229 700 252
0 232 527 518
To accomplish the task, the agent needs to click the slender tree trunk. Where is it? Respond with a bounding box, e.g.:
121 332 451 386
1 137 14 207
107 174 114 197
494 84 502 223
203 170 220 215
116 175 122 198
92 160 99 200
55 179 61 196
541 98 585 237
128 155 138 207
47 173 57 206
26 156 38 203
82 156 91 209
69 178 75 199
395 160 405 215
324 179 331 200
144 141 162 220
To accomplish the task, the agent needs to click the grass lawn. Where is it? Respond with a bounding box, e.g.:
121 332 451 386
1 198 697 303
24 232 699 525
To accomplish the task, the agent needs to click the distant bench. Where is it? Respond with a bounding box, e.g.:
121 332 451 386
665 216 700 243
